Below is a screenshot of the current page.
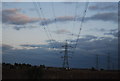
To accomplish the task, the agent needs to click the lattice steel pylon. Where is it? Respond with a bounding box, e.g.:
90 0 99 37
96 54 99 70
60 40 73 69
107 53 111 70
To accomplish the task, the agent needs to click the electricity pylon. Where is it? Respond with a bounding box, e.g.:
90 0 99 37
107 53 111 70
96 54 99 70
60 40 73 69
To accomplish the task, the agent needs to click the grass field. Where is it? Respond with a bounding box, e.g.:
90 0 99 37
2 63 119 80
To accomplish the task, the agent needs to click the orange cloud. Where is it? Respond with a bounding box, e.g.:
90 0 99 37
2 8 46 25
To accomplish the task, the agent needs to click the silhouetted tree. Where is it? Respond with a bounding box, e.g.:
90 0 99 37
40 65 45 68
91 67 96 71
27 66 44 79
100 68 104 71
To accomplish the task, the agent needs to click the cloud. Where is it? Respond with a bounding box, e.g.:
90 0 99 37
83 35 98 40
69 35 98 43
62 2 77 4
3 35 118 69
54 29 71 34
2 46 60 67
105 31 120 37
89 2 117 11
13 25 38 30
104 29 119 37
2 44 13 53
13 25 26 30
99 28 106 32
20 44 49 49
56 16 74 21
40 16 74 26
2 8 45 25
85 12 118 23
2 9 117 31
95 28 106 32
40 12 117 26
53 29 79 38
21 40 65 50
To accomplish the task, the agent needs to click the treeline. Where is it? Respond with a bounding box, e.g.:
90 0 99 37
2 63 45 69
2 63 45 79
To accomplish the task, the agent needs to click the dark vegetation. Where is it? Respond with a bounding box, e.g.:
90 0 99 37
2 63 45 79
2 63 119 80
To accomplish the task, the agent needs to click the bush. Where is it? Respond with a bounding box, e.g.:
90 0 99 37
91 67 96 71
27 67 44 79
100 68 104 71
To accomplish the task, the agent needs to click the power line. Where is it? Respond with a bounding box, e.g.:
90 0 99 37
69 2 79 56
73 2 89 53
51 2 58 30
51 2 62 43
71 2 78 42
37 2 54 42
33 0 57 49
32 1 51 41
37 2 61 49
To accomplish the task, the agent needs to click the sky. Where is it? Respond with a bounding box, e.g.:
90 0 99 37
1 1 119 70
1 0 120 2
